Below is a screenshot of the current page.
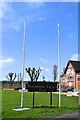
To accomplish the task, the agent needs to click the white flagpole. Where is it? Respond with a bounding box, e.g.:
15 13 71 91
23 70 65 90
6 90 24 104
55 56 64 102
21 18 26 108
13 18 30 111
58 23 61 107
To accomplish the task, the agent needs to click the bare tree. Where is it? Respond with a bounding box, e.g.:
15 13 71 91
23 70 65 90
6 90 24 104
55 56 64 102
6 73 16 88
25 67 42 82
53 65 57 82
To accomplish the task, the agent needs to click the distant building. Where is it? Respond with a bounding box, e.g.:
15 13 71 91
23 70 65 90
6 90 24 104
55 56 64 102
60 60 80 89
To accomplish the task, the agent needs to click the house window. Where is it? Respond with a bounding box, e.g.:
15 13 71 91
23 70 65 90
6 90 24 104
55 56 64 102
67 76 74 82
77 78 80 81
68 63 73 68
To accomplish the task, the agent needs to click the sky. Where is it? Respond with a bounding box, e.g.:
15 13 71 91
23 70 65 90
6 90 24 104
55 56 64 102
0 1 78 81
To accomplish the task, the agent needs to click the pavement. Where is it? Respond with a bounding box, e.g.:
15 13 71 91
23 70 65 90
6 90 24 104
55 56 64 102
52 91 79 96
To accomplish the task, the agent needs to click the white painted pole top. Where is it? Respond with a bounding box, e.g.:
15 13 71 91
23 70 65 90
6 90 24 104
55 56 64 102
58 23 59 27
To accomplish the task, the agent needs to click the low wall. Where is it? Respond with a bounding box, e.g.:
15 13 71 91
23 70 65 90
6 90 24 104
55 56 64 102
2 81 27 89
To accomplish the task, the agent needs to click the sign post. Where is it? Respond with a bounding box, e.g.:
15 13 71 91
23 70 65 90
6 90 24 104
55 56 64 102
32 92 35 107
50 92 52 106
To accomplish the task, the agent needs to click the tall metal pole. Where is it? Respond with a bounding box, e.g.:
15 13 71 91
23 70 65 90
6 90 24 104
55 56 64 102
21 18 26 108
58 23 61 107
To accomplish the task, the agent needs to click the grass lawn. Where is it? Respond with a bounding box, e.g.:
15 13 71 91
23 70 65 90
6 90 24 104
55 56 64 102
2 90 80 119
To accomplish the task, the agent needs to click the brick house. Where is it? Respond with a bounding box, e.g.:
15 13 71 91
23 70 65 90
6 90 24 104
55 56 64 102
60 60 80 89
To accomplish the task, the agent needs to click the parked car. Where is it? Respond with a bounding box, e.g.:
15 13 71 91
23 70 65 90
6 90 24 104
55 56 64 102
61 86 74 92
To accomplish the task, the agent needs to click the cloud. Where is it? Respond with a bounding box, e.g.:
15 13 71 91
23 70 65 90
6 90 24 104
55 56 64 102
70 54 80 61
40 66 50 72
1 2 45 31
38 17 47 21
1 2 46 31
40 58 48 64
0 57 15 63
57 0 78 1
0 2 22 31
66 14 72 18
45 68 49 72
40 67 44 70
0 57 15 69
1 0 78 2
9 19 23 31
0 2 14 19
26 2 44 9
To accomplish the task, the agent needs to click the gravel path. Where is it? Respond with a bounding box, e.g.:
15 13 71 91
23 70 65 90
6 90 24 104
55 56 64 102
53 112 79 118
41 112 80 120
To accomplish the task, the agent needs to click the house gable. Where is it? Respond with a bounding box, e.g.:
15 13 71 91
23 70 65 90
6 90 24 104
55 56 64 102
61 60 80 89
64 60 80 74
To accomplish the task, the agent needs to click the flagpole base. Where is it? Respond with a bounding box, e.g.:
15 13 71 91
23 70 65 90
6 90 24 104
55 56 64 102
12 107 31 111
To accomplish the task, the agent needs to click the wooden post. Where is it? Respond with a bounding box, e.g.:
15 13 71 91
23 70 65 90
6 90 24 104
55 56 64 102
50 92 52 106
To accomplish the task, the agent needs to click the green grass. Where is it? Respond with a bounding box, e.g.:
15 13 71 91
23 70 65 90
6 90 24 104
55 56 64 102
2 90 80 119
